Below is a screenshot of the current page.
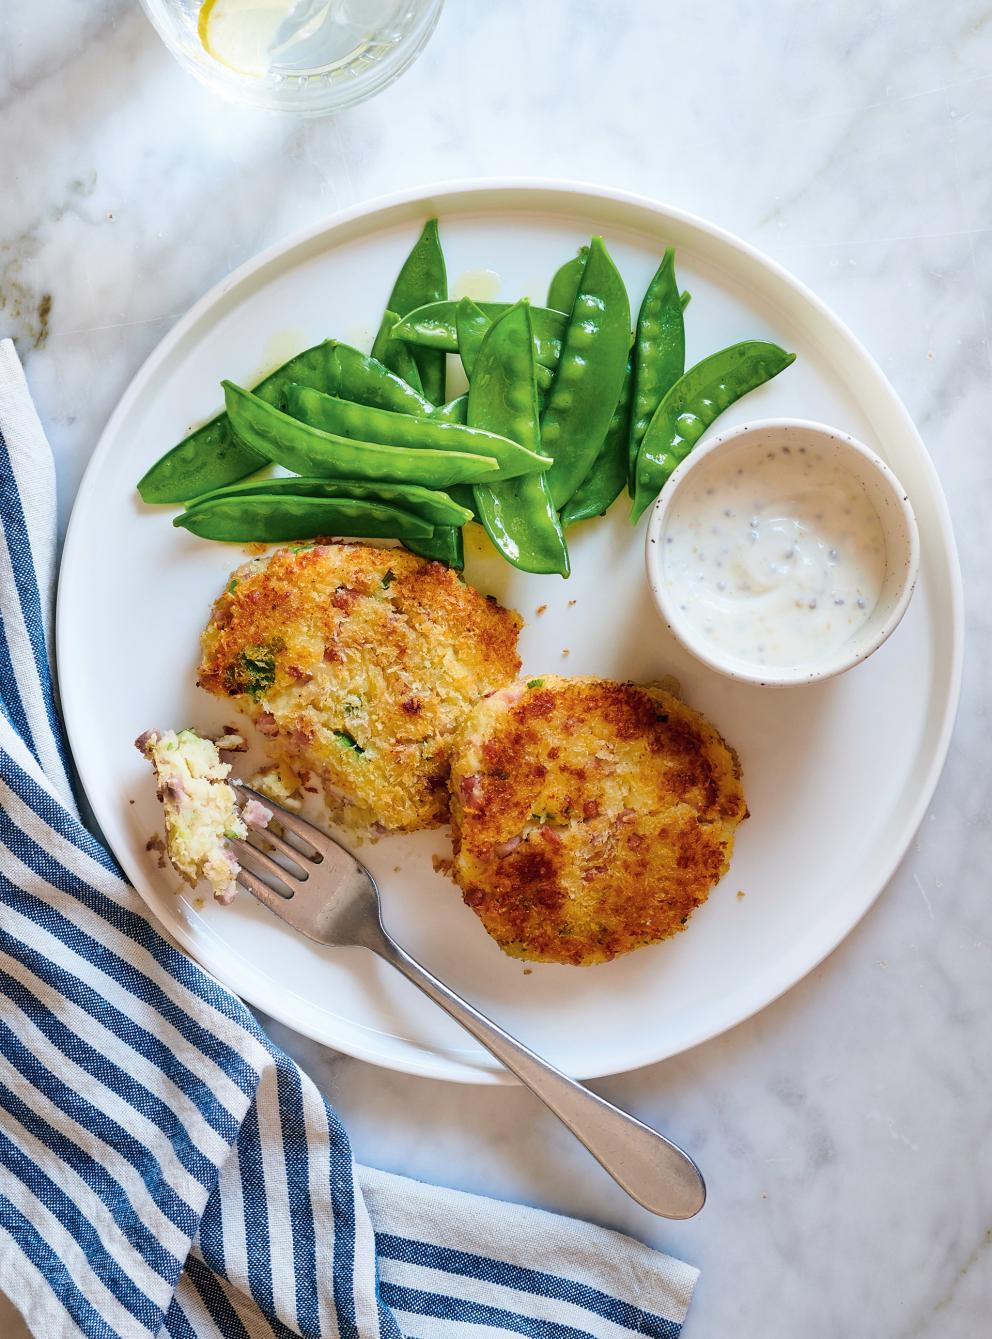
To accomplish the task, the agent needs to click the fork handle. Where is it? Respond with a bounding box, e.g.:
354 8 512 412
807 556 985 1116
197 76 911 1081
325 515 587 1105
366 925 705 1220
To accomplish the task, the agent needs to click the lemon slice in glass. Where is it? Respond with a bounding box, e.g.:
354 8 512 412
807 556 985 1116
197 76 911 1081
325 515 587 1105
198 0 294 77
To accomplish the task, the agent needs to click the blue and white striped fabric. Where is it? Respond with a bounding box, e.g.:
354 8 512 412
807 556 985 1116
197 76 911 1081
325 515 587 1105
0 337 699 1339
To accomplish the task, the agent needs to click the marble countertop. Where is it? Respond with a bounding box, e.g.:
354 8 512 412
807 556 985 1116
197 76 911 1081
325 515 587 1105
2 1 990 1334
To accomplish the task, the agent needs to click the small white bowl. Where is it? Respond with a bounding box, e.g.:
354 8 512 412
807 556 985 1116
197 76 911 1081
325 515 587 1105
645 418 920 686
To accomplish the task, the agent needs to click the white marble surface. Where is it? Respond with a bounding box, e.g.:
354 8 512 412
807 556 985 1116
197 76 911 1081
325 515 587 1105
2 1 991 1335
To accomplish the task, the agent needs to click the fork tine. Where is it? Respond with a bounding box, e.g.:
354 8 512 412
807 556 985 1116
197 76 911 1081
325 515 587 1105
230 836 307 890
235 865 294 917
247 820 320 869
236 784 332 857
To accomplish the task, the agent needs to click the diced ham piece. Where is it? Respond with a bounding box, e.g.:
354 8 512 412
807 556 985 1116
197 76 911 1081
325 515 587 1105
460 774 484 812
241 799 272 830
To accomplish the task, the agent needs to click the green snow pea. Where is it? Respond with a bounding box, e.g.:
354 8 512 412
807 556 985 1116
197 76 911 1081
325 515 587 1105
182 475 471 528
403 527 465 570
455 297 555 391
561 353 634 527
387 219 447 404
445 483 476 516
469 303 569 578
223 382 500 489
546 245 589 315
328 343 434 416
540 235 631 510
454 297 490 380
137 340 340 504
627 250 685 493
284 383 551 480
175 495 432 543
630 341 797 522
393 301 566 370
371 308 423 393
430 394 468 424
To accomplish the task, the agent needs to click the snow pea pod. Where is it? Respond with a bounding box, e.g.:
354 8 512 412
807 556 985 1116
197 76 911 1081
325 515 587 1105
630 341 797 522
371 308 423 393
223 382 499 489
627 250 685 493
454 296 490 380
445 483 476 516
455 297 555 391
393 300 566 369
137 340 340 504
182 475 471 528
284 383 551 480
387 219 447 404
403 527 465 571
561 353 634 528
546 245 589 315
469 303 569 578
329 343 434 416
430 394 468 424
541 235 631 510
175 495 432 543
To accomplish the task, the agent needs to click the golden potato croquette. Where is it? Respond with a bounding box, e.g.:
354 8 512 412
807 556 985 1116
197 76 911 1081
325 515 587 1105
198 544 521 831
449 675 746 965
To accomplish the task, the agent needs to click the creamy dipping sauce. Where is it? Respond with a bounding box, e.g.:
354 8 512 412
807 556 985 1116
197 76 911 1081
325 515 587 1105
662 441 887 669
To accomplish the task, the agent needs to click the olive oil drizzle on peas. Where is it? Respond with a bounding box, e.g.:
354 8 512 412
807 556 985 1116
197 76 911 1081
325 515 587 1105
469 303 570 578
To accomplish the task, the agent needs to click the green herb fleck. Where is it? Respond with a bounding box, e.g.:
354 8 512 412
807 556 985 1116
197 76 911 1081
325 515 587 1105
382 568 396 588
227 580 239 595
334 730 364 754
526 678 545 689
224 644 279 700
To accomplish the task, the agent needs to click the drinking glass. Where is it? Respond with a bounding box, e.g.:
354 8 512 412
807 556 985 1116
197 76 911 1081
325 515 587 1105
139 0 444 116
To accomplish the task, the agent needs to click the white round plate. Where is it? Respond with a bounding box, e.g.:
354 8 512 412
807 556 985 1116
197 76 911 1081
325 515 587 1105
58 182 962 1084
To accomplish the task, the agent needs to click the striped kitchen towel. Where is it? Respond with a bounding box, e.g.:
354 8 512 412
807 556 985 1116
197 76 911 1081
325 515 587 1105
0 336 699 1338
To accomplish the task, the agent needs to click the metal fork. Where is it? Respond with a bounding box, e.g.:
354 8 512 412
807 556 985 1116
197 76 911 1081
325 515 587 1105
230 787 706 1220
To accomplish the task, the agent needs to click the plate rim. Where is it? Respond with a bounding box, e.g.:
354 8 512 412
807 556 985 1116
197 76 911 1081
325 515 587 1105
56 176 964 1084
